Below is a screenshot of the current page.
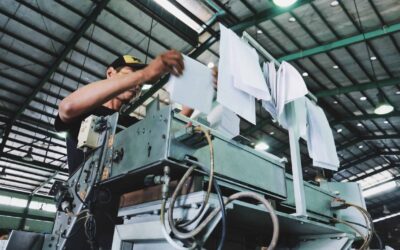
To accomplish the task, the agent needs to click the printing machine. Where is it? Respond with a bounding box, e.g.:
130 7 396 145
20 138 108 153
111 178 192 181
6 99 370 250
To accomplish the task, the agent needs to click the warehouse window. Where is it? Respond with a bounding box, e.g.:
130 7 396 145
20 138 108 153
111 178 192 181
0 195 12 205
0 195 55 212
29 201 56 213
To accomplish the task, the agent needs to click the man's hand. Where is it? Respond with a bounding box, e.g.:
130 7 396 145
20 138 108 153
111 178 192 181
142 50 184 83
211 66 218 89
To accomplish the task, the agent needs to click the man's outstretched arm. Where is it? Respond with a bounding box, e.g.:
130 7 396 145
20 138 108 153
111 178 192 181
58 50 184 123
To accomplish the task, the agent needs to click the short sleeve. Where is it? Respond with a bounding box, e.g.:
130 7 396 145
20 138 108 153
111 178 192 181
54 113 69 132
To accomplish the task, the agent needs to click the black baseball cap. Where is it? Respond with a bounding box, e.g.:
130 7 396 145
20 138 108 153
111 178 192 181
109 55 147 70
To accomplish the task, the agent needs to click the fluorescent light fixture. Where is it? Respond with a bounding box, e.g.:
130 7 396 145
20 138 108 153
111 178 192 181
333 65 339 69
333 100 338 104
396 91 400 95
359 96 367 101
363 180 397 198
375 104 394 115
272 0 297 7
374 92 394 115
257 29 263 34
22 147 34 162
269 131 275 135
373 210 400 223
153 0 202 32
255 142 269 151
288 17 296 22
336 128 343 133
142 84 152 90
370 56 377 61
358 145 364 149
302 72 308 77
330 1 339 7
357 123 363 127
57 132 67 139
384 120 389 124
207 62 215 68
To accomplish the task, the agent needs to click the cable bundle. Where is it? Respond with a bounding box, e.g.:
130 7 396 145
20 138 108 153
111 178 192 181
161 126 280 250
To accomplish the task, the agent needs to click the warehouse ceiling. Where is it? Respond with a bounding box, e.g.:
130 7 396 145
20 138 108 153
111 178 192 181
0 0 399 239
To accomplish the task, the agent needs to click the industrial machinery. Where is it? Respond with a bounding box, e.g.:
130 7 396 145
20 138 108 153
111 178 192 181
6 99 373 250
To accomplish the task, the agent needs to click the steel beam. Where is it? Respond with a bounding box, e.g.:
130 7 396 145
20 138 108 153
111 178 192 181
278 22 400 62
337 135 400 151
331 111 400 126
315 77 400 98
0 0 110 166
1 152 68 173
352 163 400 182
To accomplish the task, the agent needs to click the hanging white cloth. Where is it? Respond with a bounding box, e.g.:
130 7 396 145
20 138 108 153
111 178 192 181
305 98 339 171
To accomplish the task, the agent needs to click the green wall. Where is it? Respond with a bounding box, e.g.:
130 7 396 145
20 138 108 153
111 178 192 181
0 189 55 233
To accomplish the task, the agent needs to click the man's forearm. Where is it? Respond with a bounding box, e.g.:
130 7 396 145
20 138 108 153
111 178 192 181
59 70 146 123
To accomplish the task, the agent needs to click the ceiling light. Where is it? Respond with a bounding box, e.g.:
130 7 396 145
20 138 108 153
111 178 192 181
255 142 269 151
374 92 394 115
22 147 34 162
288 17 296 22
302 72 308 77
257 29 263 34
333 100 338 104
330 1 339 7
358 145 364 149
336 128 343 133
370 56 377 61
396 91 400 95
332 65 339 69
383 205 391 215
154 0 202 32
315 172 325 183
357 123 363 127
384 120 389 124
0 168 5 176
272 0 298 7
269 131 275 135
359 96 367 101
363 180 397 198
142 84 152 90
207 62 215 68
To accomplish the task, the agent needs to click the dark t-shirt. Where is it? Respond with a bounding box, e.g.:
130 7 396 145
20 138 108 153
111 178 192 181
54 106 139 175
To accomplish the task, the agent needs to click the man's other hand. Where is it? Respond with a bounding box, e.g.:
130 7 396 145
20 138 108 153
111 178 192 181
142 50 184 83
211 66 218 89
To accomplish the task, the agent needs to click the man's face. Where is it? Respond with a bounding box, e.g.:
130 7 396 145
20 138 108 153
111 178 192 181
107 66 142 104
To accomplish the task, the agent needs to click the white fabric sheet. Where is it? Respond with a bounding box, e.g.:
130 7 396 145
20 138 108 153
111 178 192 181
305 98 339 171
276 61 309 127
207 104 240 139
229 32 271 101
167 55 214 114
217 24 256 124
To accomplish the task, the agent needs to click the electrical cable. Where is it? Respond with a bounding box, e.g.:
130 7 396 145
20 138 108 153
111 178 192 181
185 158 226 250
160 198 198 250
176 127 215 228
344 202 374 249
343 220 383 250
165 127 278 249
333 199 374 250
168 189 279 249
332 217 366 244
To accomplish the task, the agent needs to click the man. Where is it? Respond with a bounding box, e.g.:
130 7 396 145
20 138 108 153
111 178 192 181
55 50 188 176
54 50 189 249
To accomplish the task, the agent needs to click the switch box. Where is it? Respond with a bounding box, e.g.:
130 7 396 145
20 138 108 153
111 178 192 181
77 115 100 150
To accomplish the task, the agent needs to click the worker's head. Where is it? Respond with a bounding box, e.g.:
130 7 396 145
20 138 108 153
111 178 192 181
106 55 147 105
